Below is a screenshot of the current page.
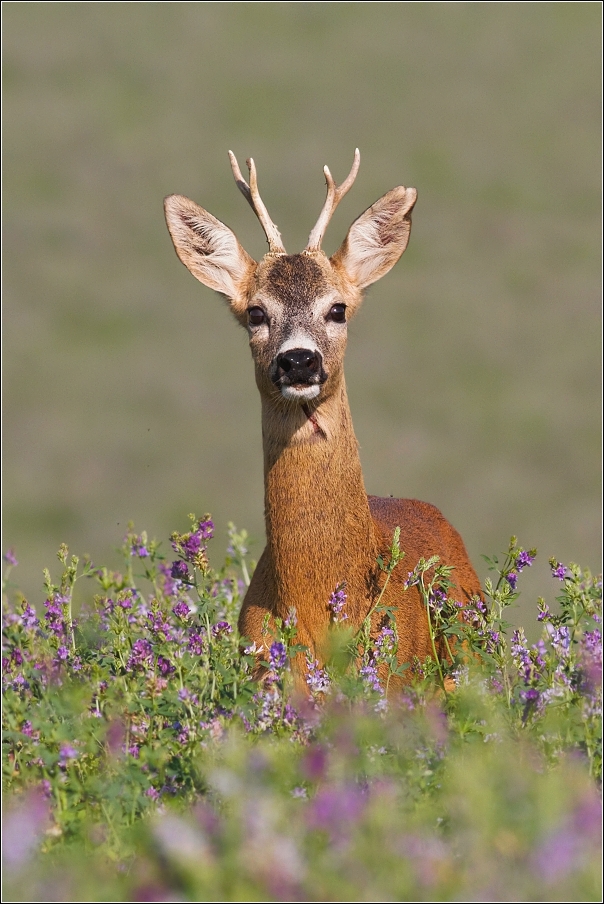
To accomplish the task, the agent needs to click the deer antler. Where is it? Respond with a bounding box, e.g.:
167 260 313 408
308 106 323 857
305 148 361 253
228 151 286 254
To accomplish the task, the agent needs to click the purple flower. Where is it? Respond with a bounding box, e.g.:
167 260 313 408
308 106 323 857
307 783 367 843
44 595 69 639
127 638 153 672
2 787 51 870
428 588 447 611
170 560 189 580
328 583 348 623
306 655 330 695
178 687 198 704
515 550 535 572
145 786 160 801
157 656 175 676
302 745 328 781
484 629 500 653
117 596 133 610
404 568 421 589
172 601 191 620
505 571 518 590
198 518 214 541
182 532 203 559
374 625 397 660
550 561 568 581
269 641 288 672
188 631 204 655
548 624 571 658
147 612 173 641
4 549 18 567
537 601 551 622
20 603 39 630
59 744 78 766
130 536 149 558
522 687 540 702
360 658 383 694
578 629 602 708
212 621 232 638
56 646 70 661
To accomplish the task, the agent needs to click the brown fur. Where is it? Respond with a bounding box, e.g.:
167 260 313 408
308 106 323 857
164 156 482 692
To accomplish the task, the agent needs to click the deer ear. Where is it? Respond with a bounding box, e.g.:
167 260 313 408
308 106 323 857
164 195 256 311
331 186 417 290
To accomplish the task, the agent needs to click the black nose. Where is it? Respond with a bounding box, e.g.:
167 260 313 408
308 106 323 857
275 348 321 384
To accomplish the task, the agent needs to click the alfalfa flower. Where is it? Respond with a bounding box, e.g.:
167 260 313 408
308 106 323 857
328 583 348 623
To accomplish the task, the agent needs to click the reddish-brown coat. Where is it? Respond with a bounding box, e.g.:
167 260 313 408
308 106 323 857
164 152 482 691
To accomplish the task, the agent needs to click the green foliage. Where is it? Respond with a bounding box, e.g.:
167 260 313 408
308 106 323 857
2 524 602 902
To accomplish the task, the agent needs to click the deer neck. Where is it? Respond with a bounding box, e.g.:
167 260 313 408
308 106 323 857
261 380 379 630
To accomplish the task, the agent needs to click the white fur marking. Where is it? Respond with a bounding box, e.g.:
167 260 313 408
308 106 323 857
277 332 319 356
281 385 321 401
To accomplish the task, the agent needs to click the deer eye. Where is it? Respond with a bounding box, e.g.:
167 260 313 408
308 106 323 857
328 304 346 323
248 307 266 326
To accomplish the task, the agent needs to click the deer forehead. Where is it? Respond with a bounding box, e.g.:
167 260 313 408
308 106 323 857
250 253 345 339
262 254 328 303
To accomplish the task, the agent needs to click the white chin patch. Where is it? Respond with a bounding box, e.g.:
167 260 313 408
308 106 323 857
281 384 321 401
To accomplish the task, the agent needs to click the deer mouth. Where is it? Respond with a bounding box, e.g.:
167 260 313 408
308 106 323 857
280 384 321 401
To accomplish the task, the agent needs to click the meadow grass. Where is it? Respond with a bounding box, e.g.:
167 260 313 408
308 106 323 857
2 520 601 902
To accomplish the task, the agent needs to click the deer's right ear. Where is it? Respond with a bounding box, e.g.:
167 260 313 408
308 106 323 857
164 195 256 315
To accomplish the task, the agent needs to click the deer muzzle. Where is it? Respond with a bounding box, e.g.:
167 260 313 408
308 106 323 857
273 348 326 400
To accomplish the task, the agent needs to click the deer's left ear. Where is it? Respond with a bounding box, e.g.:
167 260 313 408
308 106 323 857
331 186 417 290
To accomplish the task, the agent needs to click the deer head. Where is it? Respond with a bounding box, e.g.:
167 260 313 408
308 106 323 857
164 151 417 413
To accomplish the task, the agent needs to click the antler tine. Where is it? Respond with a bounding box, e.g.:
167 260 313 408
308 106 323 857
228 150 286 254
306 148 361 253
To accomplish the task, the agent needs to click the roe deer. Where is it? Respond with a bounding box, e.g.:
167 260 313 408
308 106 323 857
164 150 482 689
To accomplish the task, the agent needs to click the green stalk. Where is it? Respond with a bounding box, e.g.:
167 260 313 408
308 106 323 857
422 575 446 693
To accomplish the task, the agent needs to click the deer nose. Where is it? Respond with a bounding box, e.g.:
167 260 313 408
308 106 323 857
275 348 322 384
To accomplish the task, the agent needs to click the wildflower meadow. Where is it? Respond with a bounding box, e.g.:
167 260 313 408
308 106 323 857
2 518 602 902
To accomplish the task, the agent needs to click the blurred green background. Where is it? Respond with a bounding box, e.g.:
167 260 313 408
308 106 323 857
3 3 600 626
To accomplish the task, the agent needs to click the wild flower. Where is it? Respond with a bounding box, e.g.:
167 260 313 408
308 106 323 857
328 582 348 623
157 655 175 676
212 620 233 638
170 560 189 581
58 745 78 767
515 550 535 571
172 601 191 620
1 524 601 901
188 631 204 655
505 571 518 590
19 602 39 630
4 548 18 567
306 783 367 845
374 625 397 661
130 535 149 558
126 638 153 672
170 514 214 571
550 559 568 581
537 599 551 621
269 641 287 672
359 656 383 696
306 654 330 695
404 568 421 589
44 595 70 640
